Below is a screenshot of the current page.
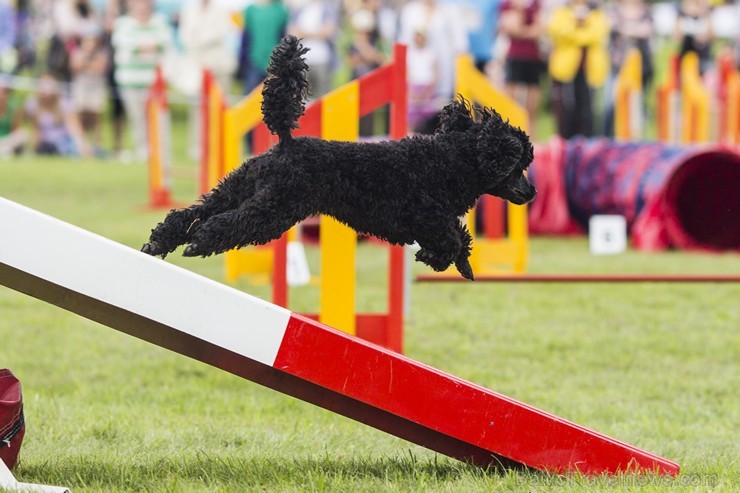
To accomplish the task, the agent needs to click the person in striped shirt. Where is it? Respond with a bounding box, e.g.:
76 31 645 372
112 0 172 161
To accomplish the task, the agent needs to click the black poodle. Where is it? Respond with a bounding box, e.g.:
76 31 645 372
142 36 536 280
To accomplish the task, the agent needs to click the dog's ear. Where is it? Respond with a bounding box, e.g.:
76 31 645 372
476 110 527 183
436 97 474 134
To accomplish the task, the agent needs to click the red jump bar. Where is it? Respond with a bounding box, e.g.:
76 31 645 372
417 274 740 283
0 198 680 476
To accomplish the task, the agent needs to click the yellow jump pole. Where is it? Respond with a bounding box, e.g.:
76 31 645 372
222 86 272 282
681 53 710 144
319 82 360 335
455 54 529 275
614 49 642 141
208 81 225 189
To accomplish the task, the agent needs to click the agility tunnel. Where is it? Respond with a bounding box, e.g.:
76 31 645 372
529 137 740 252
0 197 679 476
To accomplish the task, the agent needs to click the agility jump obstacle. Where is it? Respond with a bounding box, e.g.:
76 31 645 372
145 67 174 208
656 53 710 145
453 55 529 276
614 49 644 141
718 53 740 146
0 197 679 476
200 46 408 352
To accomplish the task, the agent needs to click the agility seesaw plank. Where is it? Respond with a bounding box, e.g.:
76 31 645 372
0 198 679 476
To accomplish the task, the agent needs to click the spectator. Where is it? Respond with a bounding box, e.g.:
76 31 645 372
603 0 653 137
13 0 36 74
239 0 289 94
458 0 502 74
0 80 26 156
347 0 388 135
547 0 609 138
398 0 468 102
347 0 386 80
407 27 439 132
288 0 340 99
180 0 237 160
674 0 714 75
180 0 235 92
0 0 17 74
100 0 127 158
54 0 98 40
24 74 91 157
500 0 544 140
52 1 101 72
112 0 172 161
69 24 108 152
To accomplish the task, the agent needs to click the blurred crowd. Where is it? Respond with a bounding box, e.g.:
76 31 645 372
0 0 738 161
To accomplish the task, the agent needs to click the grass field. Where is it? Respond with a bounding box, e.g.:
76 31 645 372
0 157 738 492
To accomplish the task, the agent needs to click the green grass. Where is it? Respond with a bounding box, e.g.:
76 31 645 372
0 157 739 492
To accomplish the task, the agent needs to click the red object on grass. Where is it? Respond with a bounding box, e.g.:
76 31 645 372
529 138 740 251
0 369 24 469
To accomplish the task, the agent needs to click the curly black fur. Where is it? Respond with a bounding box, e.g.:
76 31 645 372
261 35 309 142
141 36 537 281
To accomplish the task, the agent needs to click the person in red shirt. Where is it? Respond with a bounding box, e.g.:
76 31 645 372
500 0 543 140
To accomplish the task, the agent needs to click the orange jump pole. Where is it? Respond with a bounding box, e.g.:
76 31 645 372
145 66 173 208
614 49 643 141
680 53 710 144
657 55 681 143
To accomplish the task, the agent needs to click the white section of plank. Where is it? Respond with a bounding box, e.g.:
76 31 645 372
0 198 290 366
0 460 70 493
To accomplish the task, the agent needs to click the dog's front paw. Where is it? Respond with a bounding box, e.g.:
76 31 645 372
182 243 214 257
141 241 168 258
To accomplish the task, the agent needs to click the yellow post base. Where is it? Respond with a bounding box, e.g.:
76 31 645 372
225 248 274 283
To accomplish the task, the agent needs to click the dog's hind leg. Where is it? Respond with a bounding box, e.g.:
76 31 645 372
453 222 474 281
182 189 308 257
415 220 475 281
415 219 465 274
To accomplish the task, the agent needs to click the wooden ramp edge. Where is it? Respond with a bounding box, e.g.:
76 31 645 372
0 198 679 476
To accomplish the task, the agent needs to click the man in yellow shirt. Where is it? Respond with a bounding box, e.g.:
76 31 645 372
547 0 609 138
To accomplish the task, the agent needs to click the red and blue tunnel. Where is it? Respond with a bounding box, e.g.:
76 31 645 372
528 137 740 252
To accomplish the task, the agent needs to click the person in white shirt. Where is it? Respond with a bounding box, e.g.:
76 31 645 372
112 0 172 160
179 0 236 160
398 0 468 101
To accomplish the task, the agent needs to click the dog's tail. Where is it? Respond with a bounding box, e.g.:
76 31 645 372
261 36 310 143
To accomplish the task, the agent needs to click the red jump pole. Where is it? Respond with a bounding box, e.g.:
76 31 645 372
146 66 172 208
199 70 212 196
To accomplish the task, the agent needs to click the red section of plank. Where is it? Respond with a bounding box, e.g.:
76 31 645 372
416 274 740 283
274 314 680 475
